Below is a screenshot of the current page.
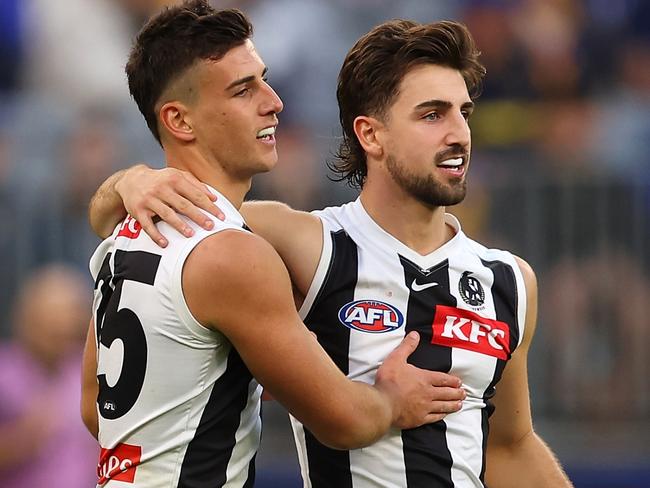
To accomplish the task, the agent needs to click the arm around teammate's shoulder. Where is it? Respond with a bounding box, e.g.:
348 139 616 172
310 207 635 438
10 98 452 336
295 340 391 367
182 230 453 449
241 201 322 297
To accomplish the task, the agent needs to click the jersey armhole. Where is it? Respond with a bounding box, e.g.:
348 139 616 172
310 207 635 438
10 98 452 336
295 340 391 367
298 216 332 320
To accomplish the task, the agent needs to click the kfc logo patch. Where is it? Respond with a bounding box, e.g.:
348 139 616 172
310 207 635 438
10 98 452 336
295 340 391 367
117 216 142 239
98 443 141 484
432 305 511 360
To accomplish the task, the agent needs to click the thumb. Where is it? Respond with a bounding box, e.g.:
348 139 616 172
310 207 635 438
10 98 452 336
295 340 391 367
387 331 420 362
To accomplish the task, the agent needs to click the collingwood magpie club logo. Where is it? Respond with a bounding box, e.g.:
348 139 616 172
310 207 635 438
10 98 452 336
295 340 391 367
459 271 485 307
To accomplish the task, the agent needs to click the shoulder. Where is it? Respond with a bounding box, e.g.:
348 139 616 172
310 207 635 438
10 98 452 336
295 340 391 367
186 229 282 283
182 229 291 327
510 255 538 348
512 255 537 297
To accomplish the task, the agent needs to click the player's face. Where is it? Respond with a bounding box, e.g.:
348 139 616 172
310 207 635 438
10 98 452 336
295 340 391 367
380 64 473 207
189 40 283 177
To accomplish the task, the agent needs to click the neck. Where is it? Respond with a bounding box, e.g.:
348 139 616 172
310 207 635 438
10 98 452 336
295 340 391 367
164 145 250 209
360 173 455 255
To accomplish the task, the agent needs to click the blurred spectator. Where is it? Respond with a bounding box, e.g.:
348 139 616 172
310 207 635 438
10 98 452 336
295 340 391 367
46 107 126 268
0 265 97 488
588 38 650 180
21 0 133 109
540 250 650 418
511 0 584 99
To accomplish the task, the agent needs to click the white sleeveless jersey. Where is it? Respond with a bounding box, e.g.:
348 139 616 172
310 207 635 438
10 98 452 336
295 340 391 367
89 189 261 488
291 199 527 488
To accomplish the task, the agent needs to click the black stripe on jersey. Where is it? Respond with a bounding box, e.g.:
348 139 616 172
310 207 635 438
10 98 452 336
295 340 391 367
399 256 455 488
178 348 256 488
302 230 357 488
478 258 519 482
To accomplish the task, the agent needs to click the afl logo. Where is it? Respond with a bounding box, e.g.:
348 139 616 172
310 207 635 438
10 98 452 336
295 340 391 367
459 271 485 307
338 300 404 333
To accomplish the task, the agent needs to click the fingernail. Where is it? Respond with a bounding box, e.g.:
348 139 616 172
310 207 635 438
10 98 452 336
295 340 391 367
218 213 225 221
158 238 167 247
184 227 194 237
204 220 214 229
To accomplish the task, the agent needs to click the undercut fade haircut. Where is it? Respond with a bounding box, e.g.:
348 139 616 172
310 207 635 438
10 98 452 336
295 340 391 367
331 20 486 189
126 0 253 144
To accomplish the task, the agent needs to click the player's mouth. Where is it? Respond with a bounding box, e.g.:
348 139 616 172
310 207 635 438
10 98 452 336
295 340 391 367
256 125 277 145
436 156 466 177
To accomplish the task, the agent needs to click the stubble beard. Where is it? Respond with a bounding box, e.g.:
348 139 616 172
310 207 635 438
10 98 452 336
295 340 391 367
386 154 467 207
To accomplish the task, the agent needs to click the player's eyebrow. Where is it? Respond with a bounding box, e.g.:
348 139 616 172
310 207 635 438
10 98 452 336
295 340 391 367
414 99 475 112
225 67 269 91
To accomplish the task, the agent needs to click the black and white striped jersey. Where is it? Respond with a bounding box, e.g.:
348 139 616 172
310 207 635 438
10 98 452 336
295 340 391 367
89 188 261 488
291 198 527 488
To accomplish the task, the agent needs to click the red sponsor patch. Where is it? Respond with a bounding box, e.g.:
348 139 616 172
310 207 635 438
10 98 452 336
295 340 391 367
116 216 142 239
431 305 511 360
98 443 141 484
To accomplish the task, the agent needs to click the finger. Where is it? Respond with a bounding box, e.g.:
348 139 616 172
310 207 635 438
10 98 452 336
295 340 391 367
182 171 217 201
153 201 195 238
429 399 463 415
426 371 463 388
385 331 420 363
158 182 220 227
137 213 168 248
181 173 225 221
422 413 446 424
427 386 466 402
172 195 217 231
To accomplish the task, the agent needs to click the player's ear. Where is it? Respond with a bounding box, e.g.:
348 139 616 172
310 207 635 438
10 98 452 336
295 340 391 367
159 101 195 143
353 115 385 159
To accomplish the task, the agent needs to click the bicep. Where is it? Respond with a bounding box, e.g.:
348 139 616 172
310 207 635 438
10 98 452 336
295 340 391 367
183 232 356 430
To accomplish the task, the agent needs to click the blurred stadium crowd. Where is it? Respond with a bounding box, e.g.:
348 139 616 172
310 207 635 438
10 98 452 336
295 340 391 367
0 0 648 487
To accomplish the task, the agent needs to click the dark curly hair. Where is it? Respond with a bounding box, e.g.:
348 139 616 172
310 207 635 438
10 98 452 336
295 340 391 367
331 20 486 188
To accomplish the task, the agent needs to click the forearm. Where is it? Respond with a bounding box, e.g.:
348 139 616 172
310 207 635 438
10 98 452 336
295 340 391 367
88 168 133 238
310 381 393 450
486 431 573 487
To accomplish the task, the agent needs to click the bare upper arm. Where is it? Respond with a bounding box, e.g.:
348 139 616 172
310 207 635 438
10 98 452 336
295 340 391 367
181 230 370 438
241 201 322 299
487 255 538 446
